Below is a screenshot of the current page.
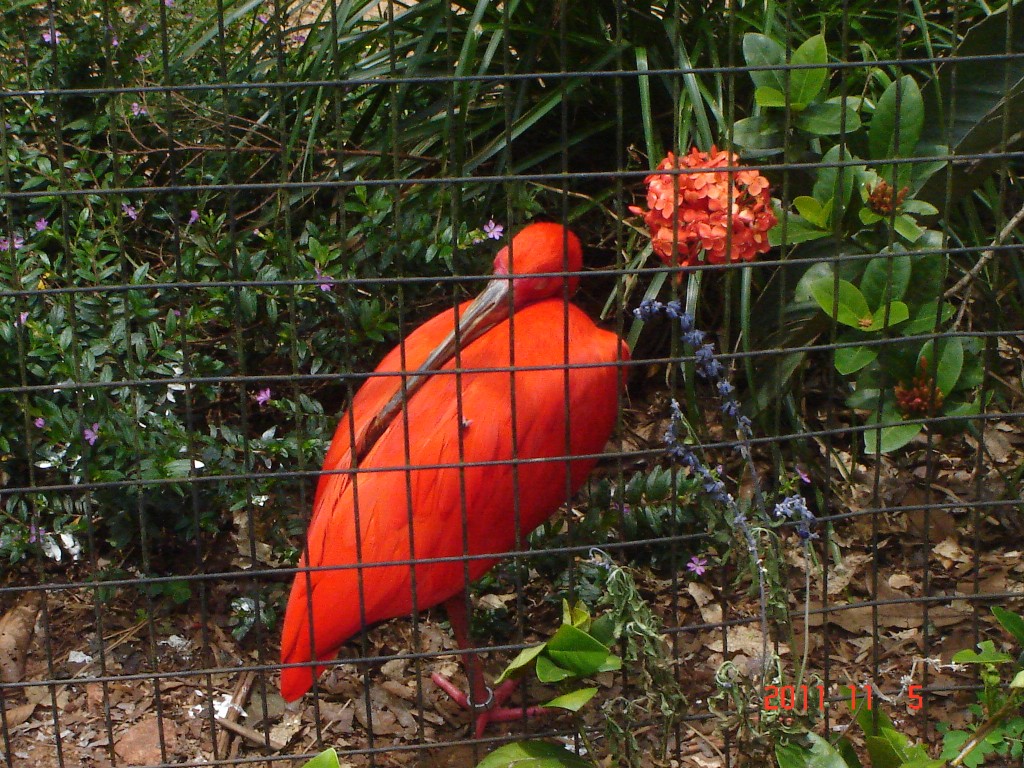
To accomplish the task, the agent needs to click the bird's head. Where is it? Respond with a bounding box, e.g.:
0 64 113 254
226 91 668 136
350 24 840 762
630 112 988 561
491 222 583 307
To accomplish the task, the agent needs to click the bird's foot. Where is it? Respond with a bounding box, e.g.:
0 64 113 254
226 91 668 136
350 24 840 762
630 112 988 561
431 673 548 738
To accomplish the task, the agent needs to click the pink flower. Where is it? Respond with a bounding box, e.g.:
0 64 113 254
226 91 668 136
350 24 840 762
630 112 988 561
35 218 48 231
83 423 100 446
41 29 61 45
686 555 708 576
630 148 777 269
314 267 333 292
14 311 29 327
255 388 272 406
0 235 25 252
122 203 138 220
131 102 147 116
258 13 269 23
188 209 200 225
483 220 504 240
34 417 45 428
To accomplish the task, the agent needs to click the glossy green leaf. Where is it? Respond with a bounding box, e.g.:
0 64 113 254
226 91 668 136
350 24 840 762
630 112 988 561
496 643 545 683
809 278 871 328
901 301 954 336
992 606 1024 647
804 733 851 768
743 33 787 92
732 116 785 156
953 639 1013 664
756 86 788 108
545 624 612 677
919 337 964 396
1011 670 1024 689
770 212 830 245
789 35 829 108
475 740 594 768
835 345 878 375
543 687 598 712
861 254 912 307
894 214 925 243
535 654 573 684
795 99 861 136
864 420 923 454
302 748 342 768
869 75 924 161
588 614 616 647
864 301 909 332
813 145 864 217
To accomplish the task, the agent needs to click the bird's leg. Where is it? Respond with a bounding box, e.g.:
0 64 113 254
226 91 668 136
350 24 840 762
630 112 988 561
431 592 549 737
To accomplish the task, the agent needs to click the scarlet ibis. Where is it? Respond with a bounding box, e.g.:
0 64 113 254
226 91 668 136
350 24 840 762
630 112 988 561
279 222 628 735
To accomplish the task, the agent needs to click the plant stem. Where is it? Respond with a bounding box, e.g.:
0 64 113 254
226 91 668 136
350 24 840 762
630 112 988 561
949 692 1024 767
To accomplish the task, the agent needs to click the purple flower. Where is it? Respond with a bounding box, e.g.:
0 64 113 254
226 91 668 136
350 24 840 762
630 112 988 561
164 0 174 6
29 525 41 544
0 235 25 252
122 203 138 220
34 417 45 428
135 53 149 63
41 29 61 45
796 465 811 484
483 220 504 240
686 555 708 576
255 388 272 406
314 266 334 292
131 102 147 116
14 311 29 327
111 36 119 47
35 218 48 232
188 209 200 225
257 13 269 23
83 423 100 446
291 32 307 44
170 309 181 317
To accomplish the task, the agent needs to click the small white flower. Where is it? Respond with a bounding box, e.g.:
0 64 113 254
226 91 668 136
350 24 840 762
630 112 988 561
252 495 270 506
41 535 62 561
59 532 82 560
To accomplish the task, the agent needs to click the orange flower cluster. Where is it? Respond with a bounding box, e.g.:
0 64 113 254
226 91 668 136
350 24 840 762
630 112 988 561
630 147 777 268
865 180 909 216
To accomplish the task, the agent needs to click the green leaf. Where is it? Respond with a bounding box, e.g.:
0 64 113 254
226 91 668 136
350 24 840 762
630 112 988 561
894 214 925 243
864 301 909 332
756 86 788 108
743 33 787 92
861 254 912 307
864 735 904 768
475 740 594 768
770 211 830 245
789 35 829 108
301 748 341 768
901 301 954 336
543 687 598 712
535 654 573 683
836 346 878 375
809 278 871 328
869 75 924 161
864 409 923 454
813 145 864 216
775 742 808 768
496 643 545 683
992 606 1024 647
901 199 939 216
794 196 825 227
732 116 785 156
919 4 1024 206
953 639 1013 664
545 624 613 677
919 337 964 396
588 614 616 647
795 99 861 136
804 733 852 768
1011 670 1024 689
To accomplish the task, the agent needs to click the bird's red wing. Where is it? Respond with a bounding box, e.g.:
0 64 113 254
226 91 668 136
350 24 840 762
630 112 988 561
311 302 473 517
280 300 627 701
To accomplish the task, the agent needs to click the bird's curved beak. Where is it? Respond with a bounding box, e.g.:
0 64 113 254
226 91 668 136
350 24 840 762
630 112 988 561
351 276 513 463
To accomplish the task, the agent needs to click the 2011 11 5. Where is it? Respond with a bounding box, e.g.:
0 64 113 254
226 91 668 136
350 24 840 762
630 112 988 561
763 684 923 712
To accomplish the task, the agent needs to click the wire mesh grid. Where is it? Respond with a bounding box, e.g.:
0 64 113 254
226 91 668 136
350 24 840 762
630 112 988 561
1 1 1023 766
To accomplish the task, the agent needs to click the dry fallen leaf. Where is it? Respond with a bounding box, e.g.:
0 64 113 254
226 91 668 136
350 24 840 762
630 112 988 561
2 701 37 729
0 592 42 683
933 538 972 568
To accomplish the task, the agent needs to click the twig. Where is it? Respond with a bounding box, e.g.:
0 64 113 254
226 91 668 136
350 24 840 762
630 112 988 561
950 693 1024 767
215 670 256 757
944 201 1024 299
215 716 287 752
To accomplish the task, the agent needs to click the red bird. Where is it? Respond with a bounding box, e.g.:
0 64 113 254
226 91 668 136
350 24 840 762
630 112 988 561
280 222 628 734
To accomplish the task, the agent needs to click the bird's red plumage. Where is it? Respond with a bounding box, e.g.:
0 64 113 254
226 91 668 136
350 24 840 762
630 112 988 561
280 224 628 701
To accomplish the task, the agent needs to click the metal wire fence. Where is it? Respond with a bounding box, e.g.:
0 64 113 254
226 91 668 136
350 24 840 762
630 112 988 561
1 1 1023 767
